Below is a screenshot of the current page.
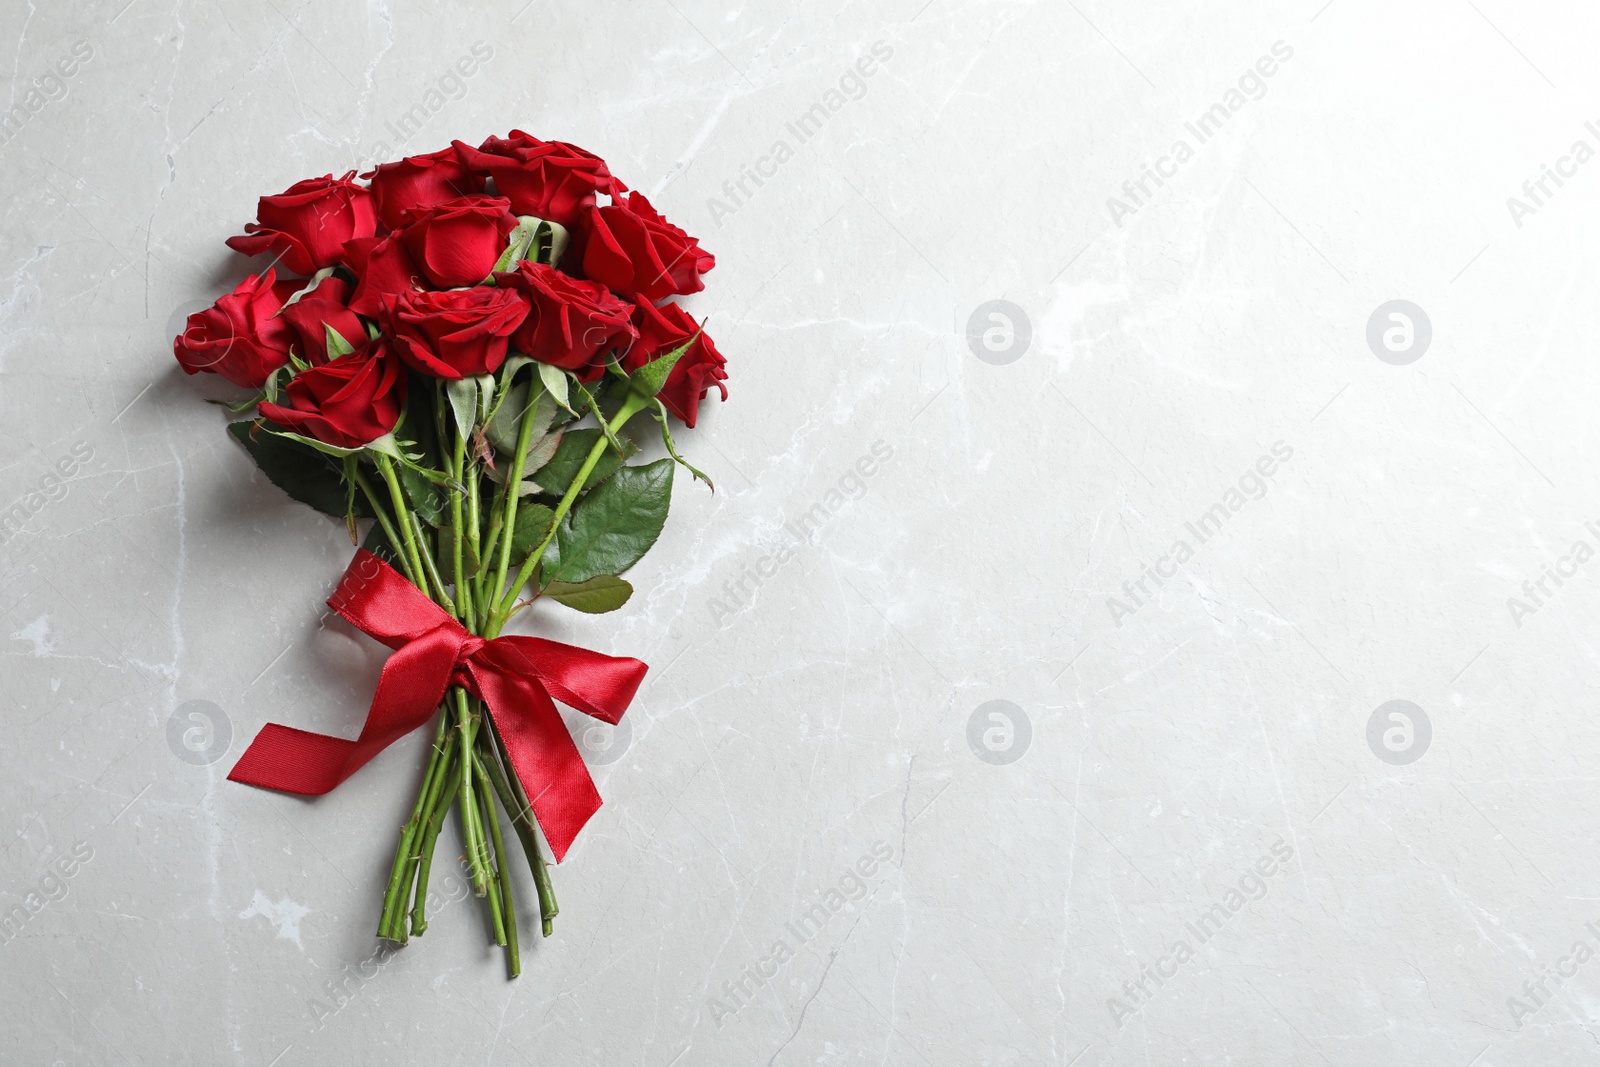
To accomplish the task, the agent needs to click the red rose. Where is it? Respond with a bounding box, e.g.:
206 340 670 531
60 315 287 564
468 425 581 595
363 148 486 231
280 275 366 364
626 302 727 427
258 337 406 449
581 190 714 303
226 173 377 276
454 132 619 226
397 195 517 289
342 233 426 318
494 261 636 381
173 269 300 389
379 287 529 379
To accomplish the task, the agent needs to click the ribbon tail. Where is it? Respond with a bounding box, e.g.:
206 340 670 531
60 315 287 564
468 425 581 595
228 624 461 796
472 663 600 862
227 724 374 795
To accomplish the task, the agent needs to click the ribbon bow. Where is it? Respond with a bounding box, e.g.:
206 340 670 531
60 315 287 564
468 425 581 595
228 549 647 861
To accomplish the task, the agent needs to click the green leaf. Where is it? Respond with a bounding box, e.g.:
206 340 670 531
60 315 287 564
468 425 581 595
398 458 445 526
279 267 338 310
490 215 547 274
208 393 263 415
542 220 571 268
485 382 527 453
539 361 575 415
522 427 564 476
264 427 364 457
527 428 637 496
480 430 561 492
262 364 291 405
628 336 697 398
544 576 633 614
508 502 556 564
485 382 556 454
547 459 673 585
227 421 373 519
538 533 561 587
445 375 489 440
325 323 356 359
489 216 573 272
361 432 403 459
496 355 535 397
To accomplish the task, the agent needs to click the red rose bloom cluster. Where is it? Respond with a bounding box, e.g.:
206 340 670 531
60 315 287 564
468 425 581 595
177 130 726 446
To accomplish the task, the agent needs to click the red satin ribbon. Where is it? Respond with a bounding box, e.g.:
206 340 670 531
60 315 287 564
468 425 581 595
228 549 647 861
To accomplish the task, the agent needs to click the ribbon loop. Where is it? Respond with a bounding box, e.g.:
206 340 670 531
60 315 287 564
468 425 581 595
228 549 648 861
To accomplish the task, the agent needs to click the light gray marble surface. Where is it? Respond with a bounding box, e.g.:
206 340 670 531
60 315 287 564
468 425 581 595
4 1 1599 1063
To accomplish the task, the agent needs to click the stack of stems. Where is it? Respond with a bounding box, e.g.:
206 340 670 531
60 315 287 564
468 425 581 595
361 377 611 977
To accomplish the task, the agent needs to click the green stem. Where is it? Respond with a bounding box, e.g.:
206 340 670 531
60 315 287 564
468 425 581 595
378 708 448 940
487 391 649 635
480 724 558 935
410 739 463 936
376 455 429 592
354 468 419 587
474 750 507 947
401 723 456 930
480 501 504 588
489 382 543 614
448 430 475 629
467 459 485 609
453 689 489 896
476 743 520 976
409 504 451 606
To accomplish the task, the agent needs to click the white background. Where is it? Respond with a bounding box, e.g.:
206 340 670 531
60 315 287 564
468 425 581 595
3 1 1600 1064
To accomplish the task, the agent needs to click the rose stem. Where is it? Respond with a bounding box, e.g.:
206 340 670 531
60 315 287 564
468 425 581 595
488 378 542 614
435 383 476 628
486 391 649 636
390 711 454 941
466 459 486 610
374 455 430 592
453 688 490 896
377 707 449 940
472 750 508 948
400 723 457 934
402 500 451 606
480 721 558 935
475 744 520 975
409 738 462 936
448 427 476 629
353 468 420 587
478 495 503 595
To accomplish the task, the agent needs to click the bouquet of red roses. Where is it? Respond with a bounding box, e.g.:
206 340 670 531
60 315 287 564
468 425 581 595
174 132 726 976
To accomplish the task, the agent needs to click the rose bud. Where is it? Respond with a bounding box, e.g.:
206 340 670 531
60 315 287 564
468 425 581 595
341 232 427 318
258 337 406 449
378 287 529 380
363 148 486 231
396 195 518 290
280 275 365 364
226 172 378 276
453 131 619 227
495 261 636 381
581 190 715 303
173 269 301 389
625 302 728 427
